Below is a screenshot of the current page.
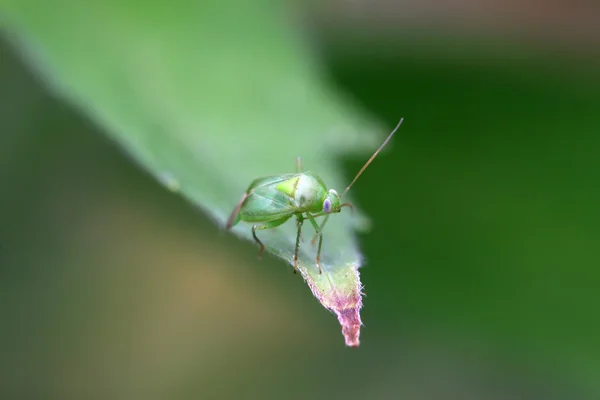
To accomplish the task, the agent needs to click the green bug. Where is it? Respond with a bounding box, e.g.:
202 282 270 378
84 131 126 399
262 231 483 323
226 118 404 274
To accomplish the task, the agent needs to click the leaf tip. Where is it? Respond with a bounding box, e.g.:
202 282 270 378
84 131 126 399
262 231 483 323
301 263 364 347
337 305 362 347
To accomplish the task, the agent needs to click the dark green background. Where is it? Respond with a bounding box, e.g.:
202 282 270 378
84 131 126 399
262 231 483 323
1 29 599 399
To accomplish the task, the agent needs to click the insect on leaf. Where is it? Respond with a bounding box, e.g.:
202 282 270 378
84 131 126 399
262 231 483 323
2 0 386 346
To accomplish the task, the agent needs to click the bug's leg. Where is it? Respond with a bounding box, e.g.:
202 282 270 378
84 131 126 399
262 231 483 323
251 216 291 260
251 225 265 259
226 192 248 230
308 201 354 244
296 156 303 173
308 203 354 244
306 213 324 274
296 218 304 242
310 215 330 247
293 214 304 273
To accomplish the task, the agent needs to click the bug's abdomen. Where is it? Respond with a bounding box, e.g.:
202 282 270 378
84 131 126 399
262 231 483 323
238 186 296 222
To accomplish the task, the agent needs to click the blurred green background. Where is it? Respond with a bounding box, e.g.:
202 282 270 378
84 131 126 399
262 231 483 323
1 1 600 399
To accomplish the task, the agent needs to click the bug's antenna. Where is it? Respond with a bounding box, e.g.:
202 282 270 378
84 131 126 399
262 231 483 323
341 118 404 198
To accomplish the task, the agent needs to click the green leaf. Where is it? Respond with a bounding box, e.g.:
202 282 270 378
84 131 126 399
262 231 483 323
2 0 386 346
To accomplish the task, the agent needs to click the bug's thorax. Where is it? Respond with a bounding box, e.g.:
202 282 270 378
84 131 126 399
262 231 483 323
292 172 327 211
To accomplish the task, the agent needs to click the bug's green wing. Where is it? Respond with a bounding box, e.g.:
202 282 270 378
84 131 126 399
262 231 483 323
246 173 299 192
238 173 300 223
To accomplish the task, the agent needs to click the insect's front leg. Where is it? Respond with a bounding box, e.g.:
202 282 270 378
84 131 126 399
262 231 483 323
310 215 330 247
305 213 323 274
252 216 291 260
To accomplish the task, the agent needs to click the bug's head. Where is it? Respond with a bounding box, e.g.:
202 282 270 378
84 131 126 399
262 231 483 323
323 189 342 214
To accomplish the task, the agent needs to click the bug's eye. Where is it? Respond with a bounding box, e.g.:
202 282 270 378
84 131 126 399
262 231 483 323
323 198 332 213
